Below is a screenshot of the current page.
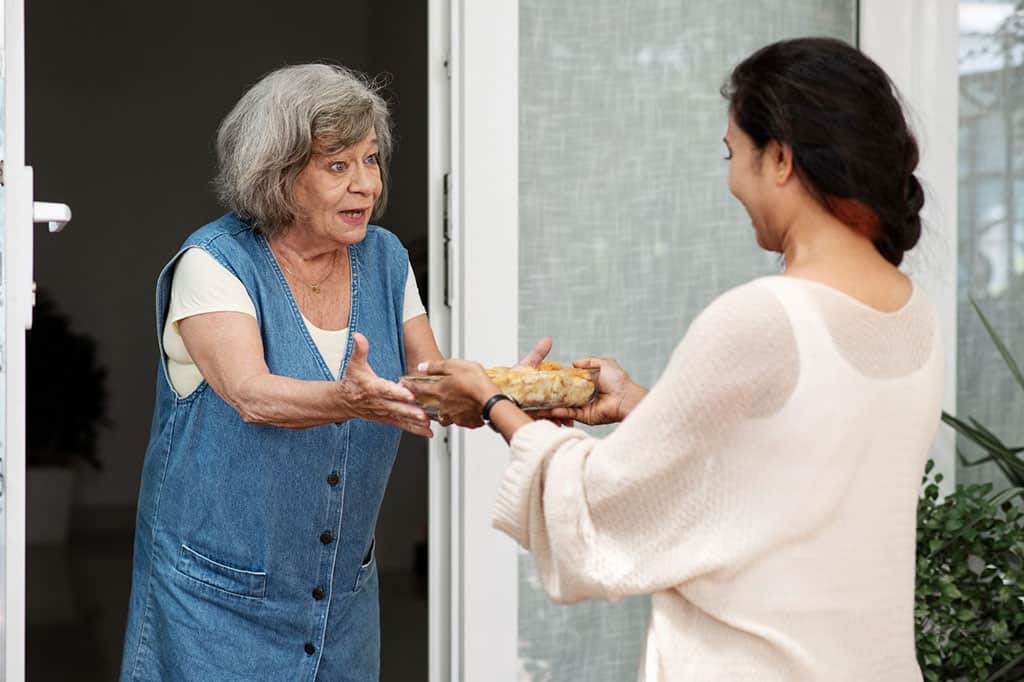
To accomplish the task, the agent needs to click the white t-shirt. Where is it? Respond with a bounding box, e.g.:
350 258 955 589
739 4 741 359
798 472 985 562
163 247 426 396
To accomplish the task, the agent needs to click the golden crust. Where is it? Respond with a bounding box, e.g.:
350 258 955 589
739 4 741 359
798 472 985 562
485 364 597 408
404 362 599 412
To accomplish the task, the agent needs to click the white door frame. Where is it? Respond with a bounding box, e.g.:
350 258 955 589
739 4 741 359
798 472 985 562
428 1 520 681
430 2 960 680
426 0 452 680
2 0 73 675
3 0 32 677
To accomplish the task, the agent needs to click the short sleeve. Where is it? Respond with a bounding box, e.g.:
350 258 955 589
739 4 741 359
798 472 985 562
167 247 257 327
403 262 426 322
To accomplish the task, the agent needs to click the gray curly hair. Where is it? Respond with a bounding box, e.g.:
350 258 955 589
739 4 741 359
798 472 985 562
214 63 393 237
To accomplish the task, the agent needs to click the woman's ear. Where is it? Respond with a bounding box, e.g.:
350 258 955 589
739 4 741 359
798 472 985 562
774 142 794 185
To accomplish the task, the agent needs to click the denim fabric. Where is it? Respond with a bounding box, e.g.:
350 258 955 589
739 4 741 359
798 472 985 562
120 214 408 681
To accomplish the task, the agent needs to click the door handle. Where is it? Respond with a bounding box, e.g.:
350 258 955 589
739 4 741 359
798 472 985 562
33 201 71 232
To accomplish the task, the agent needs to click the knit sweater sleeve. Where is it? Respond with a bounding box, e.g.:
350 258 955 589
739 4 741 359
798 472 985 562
491 280 802 604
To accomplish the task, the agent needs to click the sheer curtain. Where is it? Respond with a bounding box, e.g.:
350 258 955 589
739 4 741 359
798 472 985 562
517 1 856 679
957 1 1024 489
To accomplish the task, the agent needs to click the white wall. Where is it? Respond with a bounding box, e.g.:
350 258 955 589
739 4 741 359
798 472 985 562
26 0 428 571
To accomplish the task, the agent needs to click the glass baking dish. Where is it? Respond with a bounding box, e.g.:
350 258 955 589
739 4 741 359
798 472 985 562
401 365 600 416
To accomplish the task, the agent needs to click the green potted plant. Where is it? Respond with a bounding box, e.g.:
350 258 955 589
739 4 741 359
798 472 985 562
26 287 109 544
916 297 1024 680
915 462 1023 680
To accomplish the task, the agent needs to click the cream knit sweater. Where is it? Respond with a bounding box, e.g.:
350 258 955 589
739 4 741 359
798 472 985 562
492 276 944 681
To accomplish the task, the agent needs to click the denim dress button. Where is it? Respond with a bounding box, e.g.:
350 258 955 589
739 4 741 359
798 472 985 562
304 642 316 655
312 587 325 600
326 471 340 486
320 531 333 545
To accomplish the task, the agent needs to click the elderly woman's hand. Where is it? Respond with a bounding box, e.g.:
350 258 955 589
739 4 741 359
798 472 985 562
510 336 571 427
517 336 553 368
338 333 433 437
407 360 499 429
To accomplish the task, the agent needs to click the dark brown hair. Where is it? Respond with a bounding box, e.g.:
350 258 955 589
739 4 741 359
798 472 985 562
722 37 923 266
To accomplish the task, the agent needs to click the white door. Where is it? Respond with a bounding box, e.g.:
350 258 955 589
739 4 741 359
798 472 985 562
436 1 959 680
1 0 72 676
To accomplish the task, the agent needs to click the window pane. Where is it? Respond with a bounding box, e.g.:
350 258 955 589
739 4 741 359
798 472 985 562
958 1 1024 489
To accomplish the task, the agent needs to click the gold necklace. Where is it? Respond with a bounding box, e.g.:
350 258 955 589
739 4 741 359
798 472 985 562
277 249 338 295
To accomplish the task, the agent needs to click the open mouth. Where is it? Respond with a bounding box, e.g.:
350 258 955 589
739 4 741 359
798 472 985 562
339 208 368 225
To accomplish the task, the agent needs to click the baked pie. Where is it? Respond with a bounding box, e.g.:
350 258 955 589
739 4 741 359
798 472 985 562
484 362 598 409
402 361 599 414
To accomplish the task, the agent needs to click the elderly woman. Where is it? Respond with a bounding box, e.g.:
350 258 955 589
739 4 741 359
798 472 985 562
416 38 944 680
119 64 546 681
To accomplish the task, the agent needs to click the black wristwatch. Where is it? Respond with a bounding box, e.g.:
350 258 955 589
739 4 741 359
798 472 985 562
481 393 519 425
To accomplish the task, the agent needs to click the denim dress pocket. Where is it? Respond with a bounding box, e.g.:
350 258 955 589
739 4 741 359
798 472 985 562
175 544 267 600
352 537 376 592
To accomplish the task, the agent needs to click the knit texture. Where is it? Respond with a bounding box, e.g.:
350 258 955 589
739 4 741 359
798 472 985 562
492 276 943 681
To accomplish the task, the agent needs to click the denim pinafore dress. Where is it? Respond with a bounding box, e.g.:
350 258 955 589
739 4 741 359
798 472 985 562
120 214 408 681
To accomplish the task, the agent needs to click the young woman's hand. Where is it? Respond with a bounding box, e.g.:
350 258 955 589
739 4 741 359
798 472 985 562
540 357 647 426
406 359 498 429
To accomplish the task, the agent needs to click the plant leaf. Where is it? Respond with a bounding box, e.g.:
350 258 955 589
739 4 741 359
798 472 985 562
958 448 996 467
986 649 1024 681
969 417 1010 450
931 488 1024 554
945 415 1024 486
987 487 1024 508
944 412 1011 456
970 296 1024 394
984 452 1024 488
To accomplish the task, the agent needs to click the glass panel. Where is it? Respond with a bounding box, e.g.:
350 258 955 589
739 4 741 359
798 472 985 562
518 1 857 678
958 1 1024 489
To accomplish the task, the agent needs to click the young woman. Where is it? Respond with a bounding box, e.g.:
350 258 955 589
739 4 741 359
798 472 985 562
414 38 942 681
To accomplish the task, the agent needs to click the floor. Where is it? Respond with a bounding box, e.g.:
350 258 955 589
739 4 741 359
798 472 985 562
26 531 428 681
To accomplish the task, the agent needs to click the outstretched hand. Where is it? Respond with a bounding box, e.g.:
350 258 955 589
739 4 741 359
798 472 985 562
516 336 553 368
514 336 573 426
407 359 497 429
539 357 647 426
338 332 432 437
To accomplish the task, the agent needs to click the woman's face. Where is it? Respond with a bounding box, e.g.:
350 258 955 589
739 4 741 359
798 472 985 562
724 115 781 252
290 128 382 246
